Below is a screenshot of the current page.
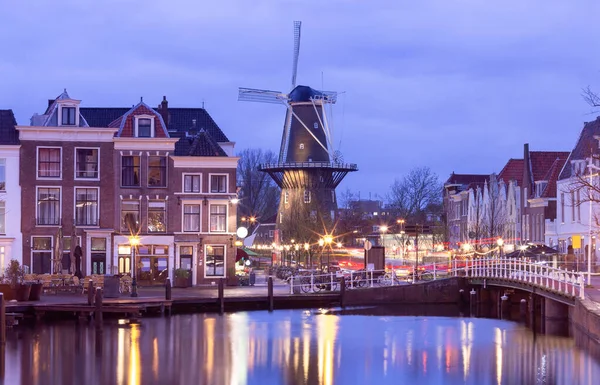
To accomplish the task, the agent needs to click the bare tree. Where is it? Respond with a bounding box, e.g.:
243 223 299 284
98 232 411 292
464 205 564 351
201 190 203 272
236 148 279 221
481 174 506 245
388 166 442 222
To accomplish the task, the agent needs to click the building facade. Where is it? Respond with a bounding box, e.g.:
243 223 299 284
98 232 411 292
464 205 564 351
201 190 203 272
0 109 22 269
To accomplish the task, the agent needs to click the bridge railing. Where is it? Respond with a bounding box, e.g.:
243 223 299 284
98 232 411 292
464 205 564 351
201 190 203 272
452 257 585 299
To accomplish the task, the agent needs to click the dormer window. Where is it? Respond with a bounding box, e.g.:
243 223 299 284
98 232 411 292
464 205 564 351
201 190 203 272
61 106 76 126
135 115 154 138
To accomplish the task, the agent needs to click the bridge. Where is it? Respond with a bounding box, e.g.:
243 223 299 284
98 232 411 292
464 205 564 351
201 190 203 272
288 257 586 306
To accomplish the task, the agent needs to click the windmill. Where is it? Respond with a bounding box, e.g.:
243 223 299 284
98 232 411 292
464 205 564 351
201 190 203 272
238 21 358 248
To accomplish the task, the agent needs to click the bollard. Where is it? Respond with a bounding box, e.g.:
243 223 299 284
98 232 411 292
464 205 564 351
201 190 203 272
469 288 477 317
0 293 5 345
87 282 95 306
500 294 509 320
340 277 346 308
165 278 172 300
520 299 527 323
268 277 274 312
94 287 103 328
218 279 225 315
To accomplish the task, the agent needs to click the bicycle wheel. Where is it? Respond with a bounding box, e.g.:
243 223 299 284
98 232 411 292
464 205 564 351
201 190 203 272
313 281 324 293
420 272 434 281
300 277 312 293
377 274 390 286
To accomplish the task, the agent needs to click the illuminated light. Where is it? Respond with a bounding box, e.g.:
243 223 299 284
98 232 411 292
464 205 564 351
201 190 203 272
324 235 333 244
128 324 141 385
318 239 325 247
336 242 342 248
129 236 140 246
230 198 240 204
495 328 503 385
236 226 249 238
380 225 388 233
304 243 309 251
496 238 504 247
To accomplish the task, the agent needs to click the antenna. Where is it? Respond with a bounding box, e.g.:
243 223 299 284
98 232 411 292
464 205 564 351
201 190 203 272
291 21 302 89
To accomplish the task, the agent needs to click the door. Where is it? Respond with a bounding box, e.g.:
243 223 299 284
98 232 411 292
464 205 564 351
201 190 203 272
180 246 193 286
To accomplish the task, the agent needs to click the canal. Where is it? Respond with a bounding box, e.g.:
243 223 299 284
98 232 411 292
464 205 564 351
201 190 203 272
3 307 600 385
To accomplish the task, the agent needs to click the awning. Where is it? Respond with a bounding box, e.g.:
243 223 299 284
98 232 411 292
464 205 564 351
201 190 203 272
236 248 248 262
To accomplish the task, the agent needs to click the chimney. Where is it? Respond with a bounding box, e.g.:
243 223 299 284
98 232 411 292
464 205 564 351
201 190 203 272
159 96 169 126
523 142 532 196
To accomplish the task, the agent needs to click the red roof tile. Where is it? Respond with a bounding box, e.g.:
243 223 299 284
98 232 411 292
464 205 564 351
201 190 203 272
498 158 524 186
530 151 569 182
540 157 568 198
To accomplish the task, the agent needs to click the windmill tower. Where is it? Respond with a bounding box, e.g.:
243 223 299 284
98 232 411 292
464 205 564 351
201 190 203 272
239 21 358 244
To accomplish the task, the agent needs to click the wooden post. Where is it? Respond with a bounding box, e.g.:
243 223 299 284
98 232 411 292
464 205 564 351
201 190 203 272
0 293 5 345
268 277 274 312
519 299 527 323
87 282 95 305
218 279 225 315
340 277 346 308
165 278 172 300
94 287 103 328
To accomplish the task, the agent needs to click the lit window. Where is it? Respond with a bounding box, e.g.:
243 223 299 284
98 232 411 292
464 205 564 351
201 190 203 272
299 143 304 150
284 191 289 204
304 190 311 203
313 122 318 129
121 200 140 232
148 156 167 187
205 246 225 277
38 148 61 178
148 201 167 232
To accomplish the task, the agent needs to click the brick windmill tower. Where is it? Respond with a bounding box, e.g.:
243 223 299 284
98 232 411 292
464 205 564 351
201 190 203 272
239 21 357 245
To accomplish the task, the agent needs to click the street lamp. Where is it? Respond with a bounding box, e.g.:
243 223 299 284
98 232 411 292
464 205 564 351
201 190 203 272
318 238 325 269
379 225 388 249
587 158 599 285
304 243 310 269
323 235 334 269
129 235 140 297
497 238 504 259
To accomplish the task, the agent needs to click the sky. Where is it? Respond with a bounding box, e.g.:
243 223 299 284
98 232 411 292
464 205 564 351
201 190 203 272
1 0 600 200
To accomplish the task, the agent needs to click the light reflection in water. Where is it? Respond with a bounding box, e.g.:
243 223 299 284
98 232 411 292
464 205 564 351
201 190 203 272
3 311 600 385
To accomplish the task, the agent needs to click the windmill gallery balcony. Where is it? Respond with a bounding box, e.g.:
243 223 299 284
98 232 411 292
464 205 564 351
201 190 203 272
259 162 358 189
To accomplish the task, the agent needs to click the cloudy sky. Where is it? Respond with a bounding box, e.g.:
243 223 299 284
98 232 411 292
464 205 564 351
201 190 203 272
1 0 599 199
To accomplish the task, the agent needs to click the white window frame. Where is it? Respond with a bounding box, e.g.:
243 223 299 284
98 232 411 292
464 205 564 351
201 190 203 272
74 147 100 181
203 244 227 278
181 201 202 232
147 155 168 188
73 186 100 227
209 173 229 194
182 173 202 193
58 103 79 126
31 235 54 274
208 203 228 233
36 186 62 227
134 115 155 138
36 146 63 180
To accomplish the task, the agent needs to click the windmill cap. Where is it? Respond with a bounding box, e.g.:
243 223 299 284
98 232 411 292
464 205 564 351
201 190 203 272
289 85 327 102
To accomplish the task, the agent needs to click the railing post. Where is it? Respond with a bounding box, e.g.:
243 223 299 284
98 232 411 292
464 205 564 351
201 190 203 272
370 271 374 288
580 275 585 299
290 275 294 295
330 273 334 291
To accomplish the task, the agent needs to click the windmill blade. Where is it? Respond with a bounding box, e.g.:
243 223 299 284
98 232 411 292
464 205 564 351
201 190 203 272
238 87 287 104
279 106 293 163
291 21 302 89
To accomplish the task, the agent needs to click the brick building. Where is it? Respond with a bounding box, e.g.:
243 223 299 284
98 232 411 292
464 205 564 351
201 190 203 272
14 91 239 285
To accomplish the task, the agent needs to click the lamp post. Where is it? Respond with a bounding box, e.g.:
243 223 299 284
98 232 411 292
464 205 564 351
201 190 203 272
318 238 325 269
129 236 140 297
304 243 310 269
379 225 388 248
397 219 405 262
323 235 333 268
497 238 504 259
587 157 598 285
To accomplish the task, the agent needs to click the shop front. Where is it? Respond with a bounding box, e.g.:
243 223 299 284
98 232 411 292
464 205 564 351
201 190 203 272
113 235 174 286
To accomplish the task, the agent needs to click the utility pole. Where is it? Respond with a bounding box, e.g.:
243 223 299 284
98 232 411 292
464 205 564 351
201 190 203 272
413 224 420 284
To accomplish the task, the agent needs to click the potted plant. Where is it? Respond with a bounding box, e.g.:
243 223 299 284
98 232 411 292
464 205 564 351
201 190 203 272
173 268 191 288
0 274 16 301
4 259 30 301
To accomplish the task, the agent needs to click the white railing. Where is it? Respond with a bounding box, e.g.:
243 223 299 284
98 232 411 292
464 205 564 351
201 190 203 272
286 258 586 300
457 257 585 299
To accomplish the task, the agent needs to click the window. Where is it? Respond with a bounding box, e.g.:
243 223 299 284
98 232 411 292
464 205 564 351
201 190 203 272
269 230 274 238
75 148 99 179
313 122 318 129
37 188 60 225
183 204 201 232
561 193 565 223
210 175 227 193
571 191 575 222
183 174 201 193
121 200 140 232
304 190 311 203
38 148 61 178
0 159 5 191
137 118 152 137
205 245 225 277
299 143 305 150
75 188 99 226
577 189 581 222
61 107 76 125
284 191 289 204
32 237 52 274
0 201 4 234
209 204 227 232
148 201 166 232
121 156 140 187
148 156 167 187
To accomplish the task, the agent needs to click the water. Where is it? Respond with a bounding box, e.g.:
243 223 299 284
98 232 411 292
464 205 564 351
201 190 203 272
3 308 600 385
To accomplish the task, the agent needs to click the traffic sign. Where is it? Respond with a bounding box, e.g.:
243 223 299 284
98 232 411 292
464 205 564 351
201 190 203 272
364 240 372 251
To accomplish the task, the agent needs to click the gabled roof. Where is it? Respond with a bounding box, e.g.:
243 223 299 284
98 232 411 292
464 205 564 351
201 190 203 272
498 158 524 186
558 117 600 180
0 109 19 145
530 151 569 181
110 101 169 138
172 129 227 157
80 106 229 142
540 157 567 198
445 173 489 189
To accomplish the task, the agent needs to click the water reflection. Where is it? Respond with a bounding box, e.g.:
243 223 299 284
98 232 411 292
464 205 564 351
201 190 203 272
3 308 600 385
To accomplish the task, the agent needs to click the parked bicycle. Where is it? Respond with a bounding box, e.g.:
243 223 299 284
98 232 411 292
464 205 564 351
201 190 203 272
377 271 402 286
404 268 434 282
